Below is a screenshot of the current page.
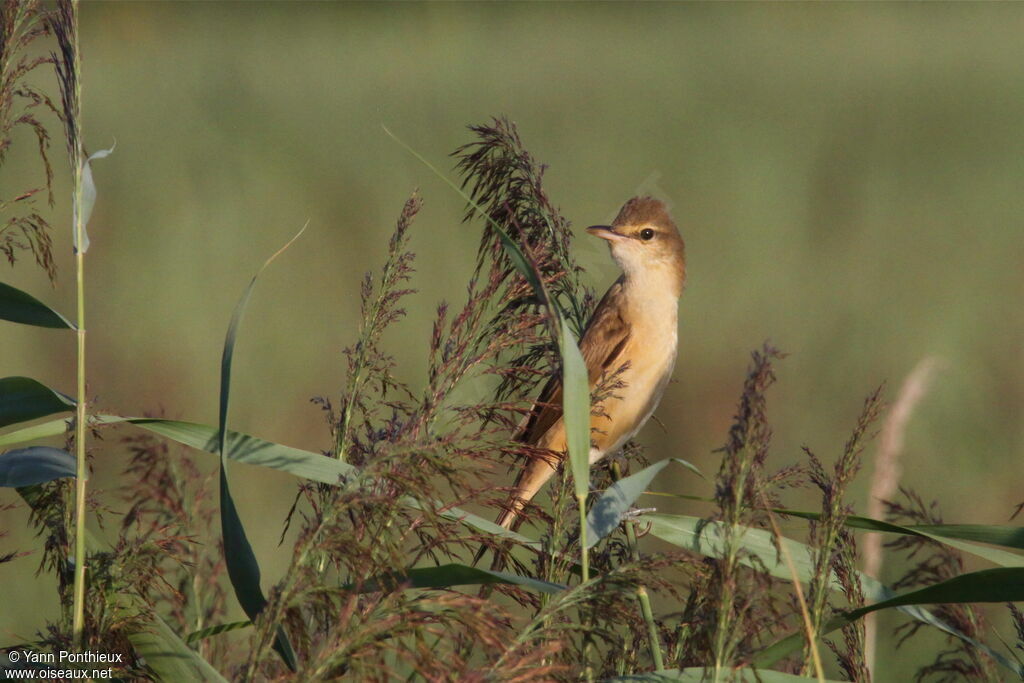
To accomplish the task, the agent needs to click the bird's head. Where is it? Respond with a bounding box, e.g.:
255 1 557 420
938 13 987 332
586 196 686 295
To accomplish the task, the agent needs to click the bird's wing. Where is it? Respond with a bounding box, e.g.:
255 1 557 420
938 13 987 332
494 278 632 530
516 276 632 447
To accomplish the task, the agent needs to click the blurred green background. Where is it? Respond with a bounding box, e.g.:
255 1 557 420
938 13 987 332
2 3 1022 678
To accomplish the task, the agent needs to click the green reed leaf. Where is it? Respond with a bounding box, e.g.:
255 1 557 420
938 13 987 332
585 458 701 549
216 226 305 672
0 446 75 487
560 319 590 500
0 282 75 329
0 418 67 447
641 491 1024 568
0 376 75 429
780 510 1024 568
852 566 1024 614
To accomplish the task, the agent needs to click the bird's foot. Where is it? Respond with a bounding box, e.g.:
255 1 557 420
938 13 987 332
621 506 656 521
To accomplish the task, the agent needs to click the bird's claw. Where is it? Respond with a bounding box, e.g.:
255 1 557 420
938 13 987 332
622 506 656 521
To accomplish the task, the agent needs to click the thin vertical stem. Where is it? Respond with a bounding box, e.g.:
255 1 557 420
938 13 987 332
577 492 592 683
71 243 86 648
577 494 589 583
611 461 664 672
67 0 86 649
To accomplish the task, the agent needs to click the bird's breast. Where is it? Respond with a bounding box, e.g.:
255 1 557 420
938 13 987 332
590 306 678 458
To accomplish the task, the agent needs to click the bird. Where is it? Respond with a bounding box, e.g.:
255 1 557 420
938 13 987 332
494 196 686 531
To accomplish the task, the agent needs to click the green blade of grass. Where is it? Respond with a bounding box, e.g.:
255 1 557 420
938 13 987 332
851 566 1024 612
134 417 353 484
0 446 75 486
643 491 1024 566
0 417 70 447
899 523 1024 549
0 281 76 329
646 513 840 588
216 226 305 672
0 376 75 429
585 458 701 549
124 417 540 547
779 509 1024 568
560 319 590 501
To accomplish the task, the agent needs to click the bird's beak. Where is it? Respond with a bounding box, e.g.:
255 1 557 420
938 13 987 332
586 225 624 242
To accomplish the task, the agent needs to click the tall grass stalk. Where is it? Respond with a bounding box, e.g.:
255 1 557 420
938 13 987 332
48 0 87 647
612 461 664 671
578 496 590 583
580 491 593 683
71 194 86 648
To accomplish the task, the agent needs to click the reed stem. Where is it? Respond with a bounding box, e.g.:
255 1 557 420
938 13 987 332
67 0 87 649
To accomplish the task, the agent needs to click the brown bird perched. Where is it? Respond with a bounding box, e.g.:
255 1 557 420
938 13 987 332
495 196 686 531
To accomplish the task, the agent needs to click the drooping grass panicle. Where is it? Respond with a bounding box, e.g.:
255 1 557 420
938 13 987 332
47 0 79 171
0 500 27 565
454 116 594 412
16 430 209 679
454 116 591 331
0 0 59 279
449 117 613 552
1009 604 1024 670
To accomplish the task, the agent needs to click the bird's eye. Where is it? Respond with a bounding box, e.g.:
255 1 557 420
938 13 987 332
639 228 655 241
